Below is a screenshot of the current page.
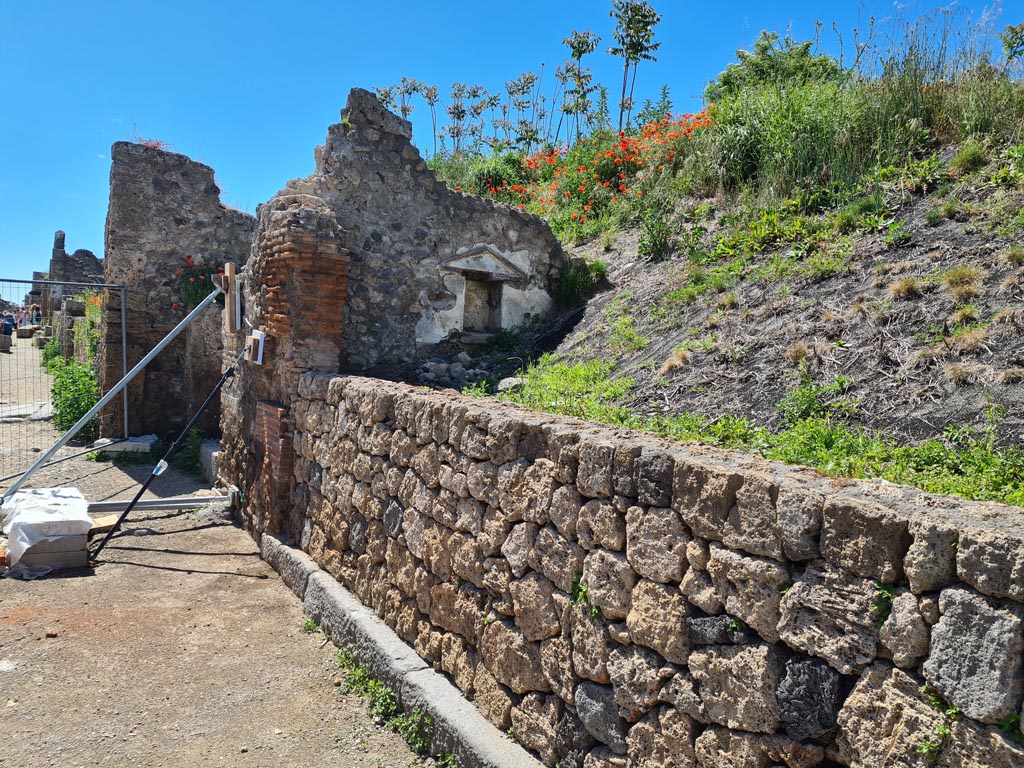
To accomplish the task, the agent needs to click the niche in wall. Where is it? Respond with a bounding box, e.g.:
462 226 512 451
439 244 528 336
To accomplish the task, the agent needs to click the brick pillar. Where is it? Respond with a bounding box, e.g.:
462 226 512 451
222 196 348 538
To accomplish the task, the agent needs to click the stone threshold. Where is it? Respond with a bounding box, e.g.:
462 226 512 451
259 533 544 768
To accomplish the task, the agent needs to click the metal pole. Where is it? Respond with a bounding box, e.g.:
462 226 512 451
91 348 245 561
119 282 129 440
1 286 223 502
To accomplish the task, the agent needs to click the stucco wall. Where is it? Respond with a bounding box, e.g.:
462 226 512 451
232 373 1024 768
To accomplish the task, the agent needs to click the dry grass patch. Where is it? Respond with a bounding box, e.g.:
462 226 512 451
1004 244 1024 266
940 265 984 301
785 340 812 365
889 277 921 300
950 305 978 325
951 328 990 354
998 367 1024 384
659 349 691 376
1000 275 1020 294
717 292 737 310
993 308 1021 326
944 362 979 386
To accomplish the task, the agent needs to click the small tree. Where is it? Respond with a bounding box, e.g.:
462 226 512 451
563 30 601 143
609 0 662 132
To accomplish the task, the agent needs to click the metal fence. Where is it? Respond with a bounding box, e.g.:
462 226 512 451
0 278 127 491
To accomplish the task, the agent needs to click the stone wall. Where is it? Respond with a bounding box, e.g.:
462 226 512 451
99 142 256 438
230 374 1024 768
272 88 565 375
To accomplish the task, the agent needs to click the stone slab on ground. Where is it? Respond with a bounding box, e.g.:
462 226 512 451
92 435 159 454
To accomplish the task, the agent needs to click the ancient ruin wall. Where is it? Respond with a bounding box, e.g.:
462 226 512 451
99 142 256 437
231 374 1024 768
274 88 565 375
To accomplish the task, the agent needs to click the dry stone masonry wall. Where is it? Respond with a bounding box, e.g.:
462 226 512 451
233 374 1024 768
100 142 256 437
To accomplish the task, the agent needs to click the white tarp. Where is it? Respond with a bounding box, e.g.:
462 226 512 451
2 487 92 565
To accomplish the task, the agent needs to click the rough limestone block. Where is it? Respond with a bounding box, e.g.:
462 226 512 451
607 645 668 722
820 495 911 583
879 590 931 669
510 693 562 766
956 526 1024 603
612 443 642 498
904 517 959 594
582 549 637 621
626 579 691 664
549 484 583 539
578 499 626 551
624 505 689 584
835 663 947 767
775 656 841 741
479 619 551 695
693 726 771 768
577 438 616 499
582 747 627 768
777 564 878 675
672 459 743 543
575 681 629 754
472 664 514 730
510 573 562 642
260 534 319 599
774 484 823 562
706 544 789 644
722 471 784 560
923 587 1024 724
540 636 577 705
686 616 754 646
679 568 723 615
571 608 613 684
528 524 585 594
658 672 706 722
935 716 1024 768
688 644 786 734
625 707 695 768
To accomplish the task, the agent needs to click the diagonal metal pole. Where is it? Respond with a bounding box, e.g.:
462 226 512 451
90 347 246 561
1 286 223 502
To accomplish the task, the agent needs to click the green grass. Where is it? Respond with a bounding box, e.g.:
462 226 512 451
492 357 1024 506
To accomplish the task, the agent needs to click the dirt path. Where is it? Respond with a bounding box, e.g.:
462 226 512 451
0 508 425 768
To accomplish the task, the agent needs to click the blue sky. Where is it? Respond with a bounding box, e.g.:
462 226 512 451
0 0 1012 283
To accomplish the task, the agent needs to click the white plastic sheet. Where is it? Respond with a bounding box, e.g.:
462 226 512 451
2 487 92 565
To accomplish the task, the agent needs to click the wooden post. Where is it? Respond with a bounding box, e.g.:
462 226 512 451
222 262 239 333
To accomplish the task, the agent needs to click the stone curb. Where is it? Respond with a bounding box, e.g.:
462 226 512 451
262 539 544 768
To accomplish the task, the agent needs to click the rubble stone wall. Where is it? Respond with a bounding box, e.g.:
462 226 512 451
99 142 256 438
238 373 1024 768
274 88 565 375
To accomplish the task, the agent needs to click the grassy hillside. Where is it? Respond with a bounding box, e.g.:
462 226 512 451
426 12 1024 505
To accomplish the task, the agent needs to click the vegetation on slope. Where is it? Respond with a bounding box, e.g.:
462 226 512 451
393 5 1024 505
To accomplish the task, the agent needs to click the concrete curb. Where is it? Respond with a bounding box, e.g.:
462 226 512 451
262 539 544 768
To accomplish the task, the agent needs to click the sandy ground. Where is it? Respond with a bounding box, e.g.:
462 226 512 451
0 508 426 768
1 339 426 768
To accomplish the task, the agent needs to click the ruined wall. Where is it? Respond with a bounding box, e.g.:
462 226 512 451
228 374 1024 768
273 89 564 375
49 230 104 284
99 142 256 437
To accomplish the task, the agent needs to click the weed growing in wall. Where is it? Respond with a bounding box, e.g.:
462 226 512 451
175 254 225 310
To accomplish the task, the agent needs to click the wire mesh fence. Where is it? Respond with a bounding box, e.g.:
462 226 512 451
0 278 126 492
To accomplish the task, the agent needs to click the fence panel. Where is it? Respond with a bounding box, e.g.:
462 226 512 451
0 278 126 492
